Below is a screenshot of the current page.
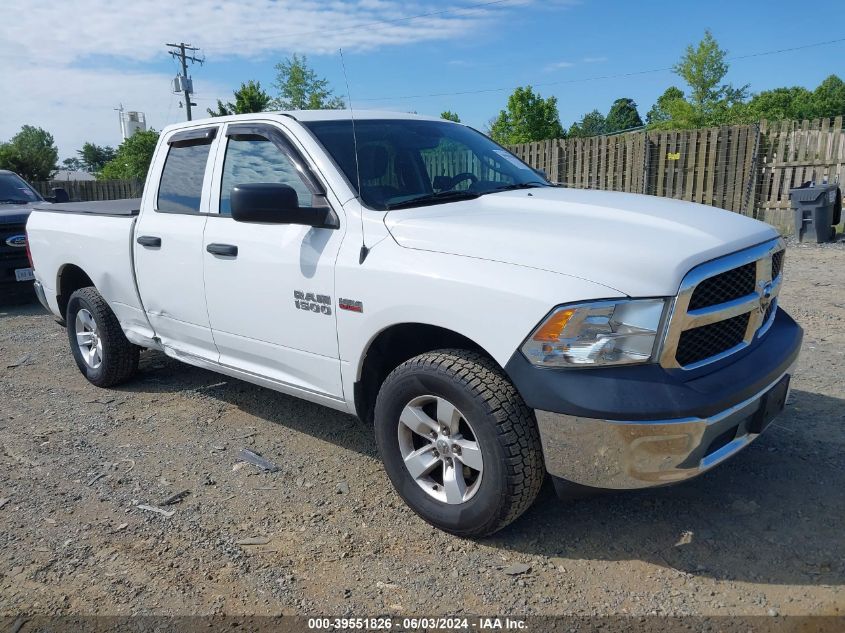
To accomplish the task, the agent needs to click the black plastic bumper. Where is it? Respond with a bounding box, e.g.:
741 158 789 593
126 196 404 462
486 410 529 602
504 308 803 421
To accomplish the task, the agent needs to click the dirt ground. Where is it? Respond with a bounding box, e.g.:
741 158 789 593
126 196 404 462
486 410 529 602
0 241 843 618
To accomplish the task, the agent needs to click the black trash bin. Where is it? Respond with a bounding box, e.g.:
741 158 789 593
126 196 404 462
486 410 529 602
790 182 841 243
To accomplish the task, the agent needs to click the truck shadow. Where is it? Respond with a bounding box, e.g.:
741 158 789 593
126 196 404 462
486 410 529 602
491 387 845 588
119 355 842 587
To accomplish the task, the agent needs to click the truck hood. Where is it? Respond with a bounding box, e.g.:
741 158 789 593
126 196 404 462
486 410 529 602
384 187 778 297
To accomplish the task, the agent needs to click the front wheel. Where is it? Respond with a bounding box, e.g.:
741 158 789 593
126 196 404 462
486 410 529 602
66 287 139 388
374 349 545 537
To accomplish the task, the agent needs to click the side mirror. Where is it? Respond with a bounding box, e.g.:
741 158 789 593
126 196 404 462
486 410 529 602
230 183 337 228
50 187 70 203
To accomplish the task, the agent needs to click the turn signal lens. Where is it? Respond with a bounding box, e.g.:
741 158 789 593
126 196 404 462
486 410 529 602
531 309 575 341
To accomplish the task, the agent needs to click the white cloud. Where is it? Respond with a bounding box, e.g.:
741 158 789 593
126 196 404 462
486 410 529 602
544 61 575 71
0 0 572 157
0 0 505 64
0 65 228 158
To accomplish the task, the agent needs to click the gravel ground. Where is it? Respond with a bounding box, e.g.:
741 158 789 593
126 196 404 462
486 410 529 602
0 242 842 618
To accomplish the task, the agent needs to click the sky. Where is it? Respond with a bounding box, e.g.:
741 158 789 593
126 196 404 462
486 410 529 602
1 0 843 160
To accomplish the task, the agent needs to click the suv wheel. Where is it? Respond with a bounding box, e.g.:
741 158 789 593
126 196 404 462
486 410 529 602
374 349 545 537
66 287 139 387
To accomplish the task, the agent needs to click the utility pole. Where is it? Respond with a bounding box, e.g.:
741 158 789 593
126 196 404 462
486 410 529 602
166 42 203 121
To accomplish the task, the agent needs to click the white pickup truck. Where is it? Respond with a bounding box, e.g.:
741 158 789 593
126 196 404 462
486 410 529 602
26 111 803 536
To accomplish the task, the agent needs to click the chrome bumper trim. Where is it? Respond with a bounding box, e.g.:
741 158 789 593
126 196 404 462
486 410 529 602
33 280 50 312
535 363 796 490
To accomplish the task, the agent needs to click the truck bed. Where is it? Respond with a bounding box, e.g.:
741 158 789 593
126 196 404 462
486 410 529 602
34 199 141 216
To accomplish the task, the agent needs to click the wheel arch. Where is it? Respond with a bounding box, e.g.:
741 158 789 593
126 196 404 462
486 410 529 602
353 322 497 424
56 263 95 318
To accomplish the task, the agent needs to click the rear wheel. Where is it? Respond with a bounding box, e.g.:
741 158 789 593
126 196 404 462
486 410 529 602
374 349 545 537
66 287 139 387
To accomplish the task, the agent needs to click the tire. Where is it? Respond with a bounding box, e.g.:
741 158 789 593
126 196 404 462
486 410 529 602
374 349 545 537
66 286 139 388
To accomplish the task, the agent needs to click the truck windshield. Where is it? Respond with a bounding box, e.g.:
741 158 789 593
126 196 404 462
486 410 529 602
303 119 550 210
0 172 42 204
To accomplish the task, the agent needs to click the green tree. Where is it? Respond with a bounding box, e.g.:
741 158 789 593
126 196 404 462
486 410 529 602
0 125 58 181
489 86 565 144
605 98 643 133
440 110 461 122
273 54 344 110
78 142 116 173
568 110 607 138
746 86 814 122
668 30 748 127
99 129 159 180
62 157 85 171
810 74 845 119
208 80 273 117
646 86 685 126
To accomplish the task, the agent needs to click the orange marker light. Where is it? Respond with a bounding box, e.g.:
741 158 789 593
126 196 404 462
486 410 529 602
532 309 575 342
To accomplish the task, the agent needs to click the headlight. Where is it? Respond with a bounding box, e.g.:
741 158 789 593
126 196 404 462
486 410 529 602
521 299 667 367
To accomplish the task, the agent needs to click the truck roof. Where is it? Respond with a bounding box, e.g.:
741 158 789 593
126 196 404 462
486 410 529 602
160 110 449 135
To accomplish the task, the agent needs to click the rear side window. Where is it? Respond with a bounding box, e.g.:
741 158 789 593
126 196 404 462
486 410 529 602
157 142 212 214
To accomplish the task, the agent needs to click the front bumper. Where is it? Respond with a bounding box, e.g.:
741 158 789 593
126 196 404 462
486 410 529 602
535 363 795 489
505 308 803 491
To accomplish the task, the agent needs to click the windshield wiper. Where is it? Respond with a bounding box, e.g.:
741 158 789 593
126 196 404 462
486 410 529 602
479 182 549 196
386 189 480 210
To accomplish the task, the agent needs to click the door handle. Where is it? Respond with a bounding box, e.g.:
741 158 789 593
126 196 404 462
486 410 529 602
136 235 162 247
206 243 238 257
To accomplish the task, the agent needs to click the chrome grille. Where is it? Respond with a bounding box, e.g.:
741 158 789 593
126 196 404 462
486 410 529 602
676 313 750 366
661 238 786 370
688 262 756 310
771 250 784 280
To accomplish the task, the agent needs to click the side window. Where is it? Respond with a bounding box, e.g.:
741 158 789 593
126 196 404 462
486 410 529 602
157 142 213 214
220 136 313 215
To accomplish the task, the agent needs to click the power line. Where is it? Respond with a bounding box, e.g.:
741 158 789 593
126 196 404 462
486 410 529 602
356 36 845 102
166 42 204 121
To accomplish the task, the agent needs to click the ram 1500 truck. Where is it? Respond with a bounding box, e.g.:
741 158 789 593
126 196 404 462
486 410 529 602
26 112 803 536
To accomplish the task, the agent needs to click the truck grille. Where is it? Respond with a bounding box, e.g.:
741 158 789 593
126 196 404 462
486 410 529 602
661 239 785 370
688 262 756 310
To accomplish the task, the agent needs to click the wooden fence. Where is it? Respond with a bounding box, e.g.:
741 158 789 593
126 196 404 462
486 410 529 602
32 179 142 202
508 117 845 230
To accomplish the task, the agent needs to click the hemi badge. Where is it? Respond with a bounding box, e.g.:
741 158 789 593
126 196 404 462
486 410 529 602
339 298 363 313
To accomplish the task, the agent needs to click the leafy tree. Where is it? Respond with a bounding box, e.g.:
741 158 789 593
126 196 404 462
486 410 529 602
651 31 747 128
646 87 685 126
99 129 159 180
62 157 85 171
811 74 845 119
208 80 273 117
440 110 461 122
568 110 607 138
0 125 59 181
746 86 814 122
78 142 116 173
489 86 565 144
273 54 344 110
605 98 643 133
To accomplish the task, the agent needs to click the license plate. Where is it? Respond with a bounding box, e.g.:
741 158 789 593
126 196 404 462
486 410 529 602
750 374 790 433
15 268 34 282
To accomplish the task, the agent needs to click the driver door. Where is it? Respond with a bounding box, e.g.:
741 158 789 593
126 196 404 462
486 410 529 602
202 121 345 402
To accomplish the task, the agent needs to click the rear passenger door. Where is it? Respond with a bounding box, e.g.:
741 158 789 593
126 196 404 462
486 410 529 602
133 126 220 360
201 121 345 402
